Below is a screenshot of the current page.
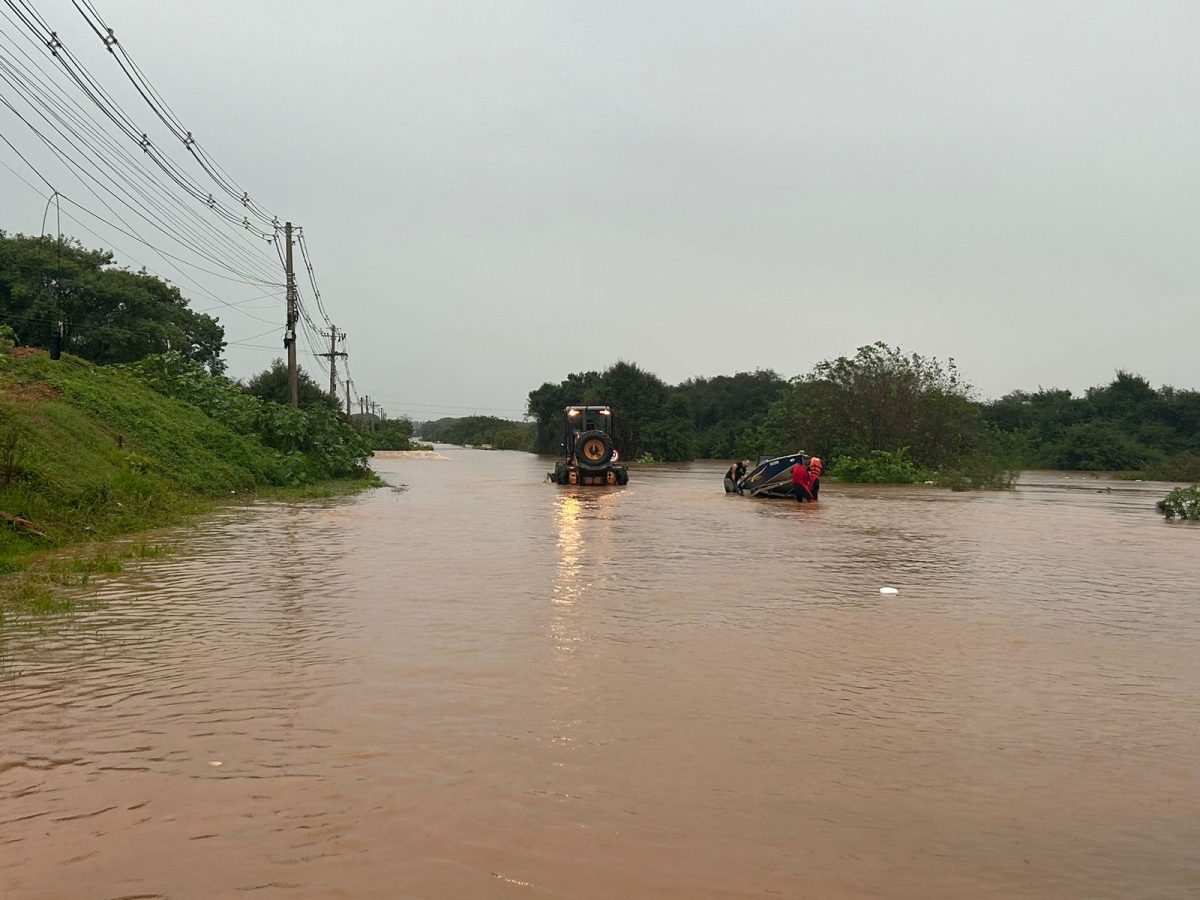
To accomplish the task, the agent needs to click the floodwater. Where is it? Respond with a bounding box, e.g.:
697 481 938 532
2 449 1198 899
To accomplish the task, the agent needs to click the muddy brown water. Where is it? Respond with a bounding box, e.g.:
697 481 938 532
2 449 1198 899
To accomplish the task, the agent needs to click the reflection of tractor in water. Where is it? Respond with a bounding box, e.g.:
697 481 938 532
549 405 629 486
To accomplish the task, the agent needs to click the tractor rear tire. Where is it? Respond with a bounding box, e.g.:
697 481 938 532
575 430 614 469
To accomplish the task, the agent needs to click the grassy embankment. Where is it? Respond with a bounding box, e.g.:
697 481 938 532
0 349 376 621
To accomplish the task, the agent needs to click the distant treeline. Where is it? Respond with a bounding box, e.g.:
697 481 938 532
984 375 1200 481
527 362 782 464
525 344 1200 485
416 415 534 451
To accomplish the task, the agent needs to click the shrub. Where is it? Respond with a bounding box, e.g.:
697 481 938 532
366 418 419 451
1157 485 1200 521
415 415 534 452
125 352 371 483
832 448 928 484
1145 453 1200 483
1046 421 1150 471
933 447 1021 491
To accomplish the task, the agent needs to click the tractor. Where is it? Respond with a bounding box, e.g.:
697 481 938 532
549 405 629 486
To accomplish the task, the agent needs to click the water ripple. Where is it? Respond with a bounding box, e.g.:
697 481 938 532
1 458 1197 898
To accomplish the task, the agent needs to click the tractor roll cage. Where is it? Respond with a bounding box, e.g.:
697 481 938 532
563 405 614 443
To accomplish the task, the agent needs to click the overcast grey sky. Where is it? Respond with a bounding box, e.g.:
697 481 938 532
2 1 1197 419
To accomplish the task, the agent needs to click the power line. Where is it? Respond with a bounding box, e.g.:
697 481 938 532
0 123 284 297
0 125 285 338
0 89 282 287
0 28 283 271
0 0 360 402
295 228 330 326
2 1 277 236
0 60 282 291
225 324 281 347
0 113 51 190
0 307 223 346
193 287 283 315
2 147 351 396
64 0 278 227
0 64 281 283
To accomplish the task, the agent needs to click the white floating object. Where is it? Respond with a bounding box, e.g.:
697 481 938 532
209 761 223 766
879 587 899 595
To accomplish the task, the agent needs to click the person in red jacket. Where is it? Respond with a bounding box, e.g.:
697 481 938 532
808 456 823 501
791 459 813 503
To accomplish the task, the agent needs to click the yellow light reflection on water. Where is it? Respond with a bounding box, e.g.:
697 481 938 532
553 494 583 608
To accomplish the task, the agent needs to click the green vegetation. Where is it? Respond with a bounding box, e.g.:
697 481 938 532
1157 486 1200 521
1145 454 1200 483
526 346 1196 490
676 369 787 459
0 347 374 621
245 358 341 411
832 449 928 485
1 231 225 373
0 232 385 620
417 415 534 451
527 362 696 461
2 541 176 620
758 343 1017 489
526 347 1017 488
126 351 370 485
983 373 1200 480
364 416 429 451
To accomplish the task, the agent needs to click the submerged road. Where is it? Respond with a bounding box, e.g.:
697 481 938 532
2 449 1198 898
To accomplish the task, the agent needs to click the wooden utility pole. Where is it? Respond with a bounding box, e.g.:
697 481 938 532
344 380 351 419
284 221 298 408
319 325 347 402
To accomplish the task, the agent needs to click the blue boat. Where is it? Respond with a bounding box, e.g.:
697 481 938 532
737 452 810 498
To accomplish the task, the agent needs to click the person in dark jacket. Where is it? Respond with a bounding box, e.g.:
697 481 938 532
724 460 749 493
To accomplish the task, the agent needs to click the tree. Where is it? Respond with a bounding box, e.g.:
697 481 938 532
0 231 226 373
639 394 697 460
526 361 696 461
762 342 989 468
676 369 786 457
367 417 418 451
527 370 602 452
590 361 672 458
1049 421 1149 471
244 359 340 410
981 373 1200 473
416 416 533 450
